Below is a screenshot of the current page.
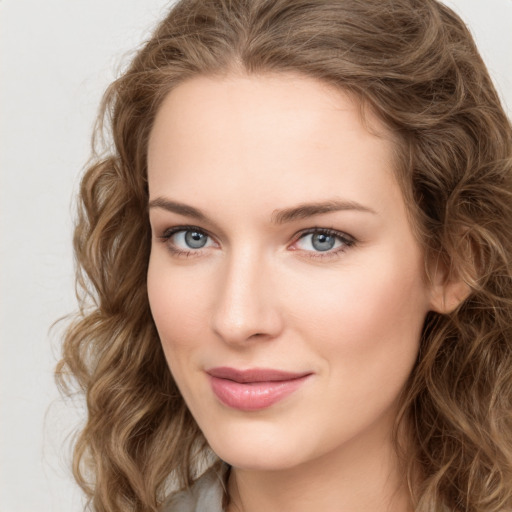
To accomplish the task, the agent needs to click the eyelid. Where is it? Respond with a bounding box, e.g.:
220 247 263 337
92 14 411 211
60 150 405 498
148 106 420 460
158 225 219 256
289 227 356 255
162 225 206 237
156 225 356 259
159 225 216 240
293 227 355 243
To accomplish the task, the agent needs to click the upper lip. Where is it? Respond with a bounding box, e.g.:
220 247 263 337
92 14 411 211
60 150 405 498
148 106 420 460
206 367 312 383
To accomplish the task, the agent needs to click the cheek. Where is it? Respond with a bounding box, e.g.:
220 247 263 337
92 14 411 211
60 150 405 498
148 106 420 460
283 252 428 380
147 254 209 358
292 265 425 331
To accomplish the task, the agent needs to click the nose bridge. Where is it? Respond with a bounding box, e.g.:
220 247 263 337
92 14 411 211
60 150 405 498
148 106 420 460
211 243 281 344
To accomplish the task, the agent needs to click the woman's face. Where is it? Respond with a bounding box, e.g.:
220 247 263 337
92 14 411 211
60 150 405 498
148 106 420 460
147 73 436 471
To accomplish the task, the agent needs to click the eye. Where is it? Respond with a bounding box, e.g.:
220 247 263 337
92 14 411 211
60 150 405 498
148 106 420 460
160 226 217 255
176 230 210 249
293 229 355 254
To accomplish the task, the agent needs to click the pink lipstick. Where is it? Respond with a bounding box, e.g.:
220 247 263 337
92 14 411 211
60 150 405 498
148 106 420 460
206 367 311 411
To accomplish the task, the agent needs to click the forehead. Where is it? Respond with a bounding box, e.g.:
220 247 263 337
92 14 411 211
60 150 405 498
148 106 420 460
147 73 402 219
149 73 388 154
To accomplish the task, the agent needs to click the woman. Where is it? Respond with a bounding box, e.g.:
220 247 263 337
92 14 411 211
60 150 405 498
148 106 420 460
57 0 512 511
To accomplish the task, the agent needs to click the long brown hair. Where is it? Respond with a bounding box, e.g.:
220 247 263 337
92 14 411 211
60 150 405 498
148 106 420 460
56 0 512 510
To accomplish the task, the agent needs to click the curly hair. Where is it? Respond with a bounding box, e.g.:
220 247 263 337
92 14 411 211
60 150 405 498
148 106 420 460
56 0 512 511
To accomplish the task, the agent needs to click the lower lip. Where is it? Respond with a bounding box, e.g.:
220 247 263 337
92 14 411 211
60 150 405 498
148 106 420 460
209 375 310 411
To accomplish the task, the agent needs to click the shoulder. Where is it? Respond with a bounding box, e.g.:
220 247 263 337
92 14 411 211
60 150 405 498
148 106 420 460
161 464 228 512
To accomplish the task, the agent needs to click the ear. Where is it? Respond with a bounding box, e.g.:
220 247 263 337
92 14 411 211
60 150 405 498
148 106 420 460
428 258 471 314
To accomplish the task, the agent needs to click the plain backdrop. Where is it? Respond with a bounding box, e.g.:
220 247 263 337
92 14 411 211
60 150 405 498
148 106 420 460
1 1 511 511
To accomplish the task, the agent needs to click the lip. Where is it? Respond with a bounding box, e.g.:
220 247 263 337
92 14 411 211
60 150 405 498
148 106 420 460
206 367 312 411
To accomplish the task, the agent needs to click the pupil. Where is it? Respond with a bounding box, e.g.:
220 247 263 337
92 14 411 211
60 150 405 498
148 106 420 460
312 233 335 251
185 231 207 248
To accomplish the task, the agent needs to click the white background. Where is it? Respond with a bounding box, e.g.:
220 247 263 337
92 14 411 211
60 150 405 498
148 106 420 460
1 1 511 511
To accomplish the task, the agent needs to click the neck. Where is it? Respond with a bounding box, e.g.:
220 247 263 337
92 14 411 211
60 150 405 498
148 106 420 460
226 419 413 512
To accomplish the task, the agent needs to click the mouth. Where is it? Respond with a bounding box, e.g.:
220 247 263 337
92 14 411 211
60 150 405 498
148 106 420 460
206 367 312 411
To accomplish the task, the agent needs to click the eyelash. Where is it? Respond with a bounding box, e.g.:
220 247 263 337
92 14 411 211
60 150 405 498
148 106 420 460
292 228 355 259
158 225 216 258
158 225 356 259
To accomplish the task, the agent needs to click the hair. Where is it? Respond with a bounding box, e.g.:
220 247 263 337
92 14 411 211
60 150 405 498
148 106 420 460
56 0 512 511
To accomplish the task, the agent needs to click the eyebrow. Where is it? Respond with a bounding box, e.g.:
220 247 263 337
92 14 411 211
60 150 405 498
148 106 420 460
148 197 209 222
148 197 377 224
271 199 377 224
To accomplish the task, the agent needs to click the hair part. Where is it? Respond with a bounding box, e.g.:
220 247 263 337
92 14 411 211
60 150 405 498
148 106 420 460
57 1 512 511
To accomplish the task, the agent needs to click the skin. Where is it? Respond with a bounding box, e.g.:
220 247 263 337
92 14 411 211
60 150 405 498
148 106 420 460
147 73 446 512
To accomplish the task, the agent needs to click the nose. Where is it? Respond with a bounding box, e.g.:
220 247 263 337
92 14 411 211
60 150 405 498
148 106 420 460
210 249 284 346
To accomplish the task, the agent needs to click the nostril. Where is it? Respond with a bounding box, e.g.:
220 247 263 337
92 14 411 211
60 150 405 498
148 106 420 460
248 332 266 339
210 306 283 346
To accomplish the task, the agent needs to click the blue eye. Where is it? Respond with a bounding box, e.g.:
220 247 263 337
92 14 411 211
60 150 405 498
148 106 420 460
295 230 353 253
183 230 208 248
311 232 336 251
163 228 215 252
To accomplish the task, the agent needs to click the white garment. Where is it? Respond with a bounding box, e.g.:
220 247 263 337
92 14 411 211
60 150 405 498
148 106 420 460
162 466 227 512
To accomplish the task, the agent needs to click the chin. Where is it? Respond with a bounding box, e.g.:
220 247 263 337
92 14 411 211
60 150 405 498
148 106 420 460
215 445 305 471
201 420 316 472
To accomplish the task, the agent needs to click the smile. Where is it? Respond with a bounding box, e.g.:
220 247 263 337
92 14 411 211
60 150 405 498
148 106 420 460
206 367 312 411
